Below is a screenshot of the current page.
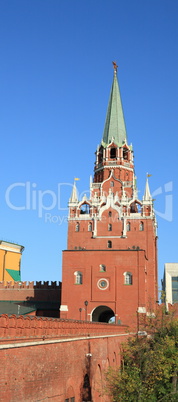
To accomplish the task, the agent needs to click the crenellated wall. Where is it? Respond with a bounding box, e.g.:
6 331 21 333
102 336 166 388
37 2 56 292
0 280 60 290
0 315 130 402
0 280 61 301
0 281 61 317
0 313 128 340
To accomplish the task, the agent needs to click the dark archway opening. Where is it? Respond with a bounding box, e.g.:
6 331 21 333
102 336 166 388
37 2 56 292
110 147 116 159
130 202 142 213
92 305 115 323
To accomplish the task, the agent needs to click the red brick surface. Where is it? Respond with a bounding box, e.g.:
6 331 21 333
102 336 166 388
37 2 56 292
61 245 157 329
0 315 130 401
0 281 61 302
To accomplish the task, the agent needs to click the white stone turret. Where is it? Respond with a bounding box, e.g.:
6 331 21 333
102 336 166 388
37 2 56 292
143 177 152 201
69 181 78 204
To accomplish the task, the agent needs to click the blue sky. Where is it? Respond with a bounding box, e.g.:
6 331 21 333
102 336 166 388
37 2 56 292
0 0 178 293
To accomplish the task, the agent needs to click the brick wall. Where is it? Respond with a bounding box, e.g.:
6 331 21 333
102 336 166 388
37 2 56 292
0 281 61 302
0 314 130 401
0 281 61 317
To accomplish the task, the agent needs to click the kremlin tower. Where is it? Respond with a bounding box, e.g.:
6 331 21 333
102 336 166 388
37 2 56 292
60 63 158 328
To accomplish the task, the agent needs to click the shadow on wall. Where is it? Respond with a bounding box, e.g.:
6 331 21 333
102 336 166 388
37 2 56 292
0 281 61 318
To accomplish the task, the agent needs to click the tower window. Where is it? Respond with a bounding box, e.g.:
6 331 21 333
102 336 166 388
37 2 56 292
124 272 132 285
123 147 128 160
80 203 90 214
110 147 116 159
75 222 80 232
172 277 178 303
140 222 144 231
98 279 109 290
100 264 106 272
130 202 141 213
108 211 112 217
130 203 136 213
88 222 92 232
127 222 131 231
108 224 112 231
74 271 83 285
110 181 114 187
98 147 103 163
107 240 112 248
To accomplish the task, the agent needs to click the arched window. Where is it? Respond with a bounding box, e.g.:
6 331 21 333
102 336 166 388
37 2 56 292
75 222 80 232
130 203 136 213
123 147 128 160
74 271 83 285
127 222 131 231
140 221 144 231
100 264 106 272
98 147 103 163
80 203 90 214
107 240 112 249
110 181 114 187
110 147 116 159
130 202 141 213
108 224 112 231
108 211 112 217
124 272 132 285
88 222 92 232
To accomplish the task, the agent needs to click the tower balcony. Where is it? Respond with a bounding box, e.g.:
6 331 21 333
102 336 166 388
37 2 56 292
68 214 91 221
95 160 133 172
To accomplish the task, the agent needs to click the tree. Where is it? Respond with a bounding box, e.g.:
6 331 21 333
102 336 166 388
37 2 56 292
106 317 178 401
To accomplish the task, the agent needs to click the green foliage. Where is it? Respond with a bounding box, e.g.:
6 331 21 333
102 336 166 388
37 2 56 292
106 318 178 401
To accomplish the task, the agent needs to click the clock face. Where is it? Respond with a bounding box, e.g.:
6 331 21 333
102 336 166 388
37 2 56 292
97 278 109 290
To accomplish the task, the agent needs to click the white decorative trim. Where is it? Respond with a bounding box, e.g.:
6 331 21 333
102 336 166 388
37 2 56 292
137 307 146 314
0 333 130 350
77 200 91 209
98 192 121 219
97 278 109 290
128 198 142 206
146 311 155 317
95 165 133 173
93 217 97 237
0 244 22 253
93 236 123 239
60 305 68 312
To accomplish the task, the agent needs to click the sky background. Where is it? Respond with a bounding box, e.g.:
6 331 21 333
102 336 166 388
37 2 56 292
0 0 178 294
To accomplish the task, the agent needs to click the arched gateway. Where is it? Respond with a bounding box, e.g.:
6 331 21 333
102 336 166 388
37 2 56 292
92 305 115 323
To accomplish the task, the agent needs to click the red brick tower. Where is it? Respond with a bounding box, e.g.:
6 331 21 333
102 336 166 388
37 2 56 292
60 64 158 328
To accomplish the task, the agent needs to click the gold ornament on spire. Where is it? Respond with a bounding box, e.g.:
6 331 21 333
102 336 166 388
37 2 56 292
112 61 118 72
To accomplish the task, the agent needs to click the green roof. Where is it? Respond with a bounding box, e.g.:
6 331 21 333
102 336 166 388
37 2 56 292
6 269 21 281
0 301 36 315
0 301 60 315
102 70 127 147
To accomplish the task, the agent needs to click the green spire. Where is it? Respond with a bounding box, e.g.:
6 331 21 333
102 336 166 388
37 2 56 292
102 65 127 147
